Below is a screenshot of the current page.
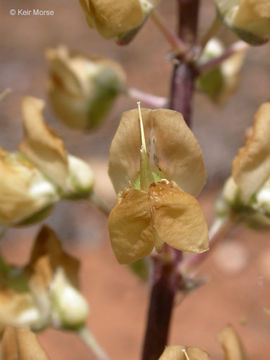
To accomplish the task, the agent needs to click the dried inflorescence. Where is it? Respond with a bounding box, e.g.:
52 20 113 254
0 226 89 332
0 96 94 227
108 107 209 264
215 0 270 45
46 46 126 130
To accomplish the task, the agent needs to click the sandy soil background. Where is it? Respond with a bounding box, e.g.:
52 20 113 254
0 0 270 359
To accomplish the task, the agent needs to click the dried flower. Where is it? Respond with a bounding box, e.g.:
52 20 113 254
215 0 270 45
159 346 209 360
158 326 247 360
79 0 160 42
198 38 246 103
0 226 89 331
0 149 59 227
217 103 270 227
19 96 94 198
46 46 126 130
218 325 248 360
108 106 208 264
1 327 50 360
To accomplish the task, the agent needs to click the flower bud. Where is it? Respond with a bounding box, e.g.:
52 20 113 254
198 38 246 103
79 0 159 42
0 150 59 227
46 46 126 130
64 155 94 199
50 268 89 330
215 0 270 45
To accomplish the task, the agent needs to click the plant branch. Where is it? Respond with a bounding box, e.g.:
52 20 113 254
199 17 221 54
199 41 249 73
128 88 168 108
151 11 185 52
78 327 111 360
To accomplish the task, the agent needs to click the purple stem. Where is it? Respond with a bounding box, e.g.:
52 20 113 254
141 2 200 360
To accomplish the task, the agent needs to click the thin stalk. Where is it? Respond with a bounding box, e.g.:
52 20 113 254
199 41 249 73
0 228 7 241
90 193 111 216
199 17 221 54
78 327 111 360
151 11 185 52
141 2 201 360
128 88 168 108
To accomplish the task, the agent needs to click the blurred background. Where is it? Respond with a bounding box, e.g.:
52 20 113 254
0 0 270 359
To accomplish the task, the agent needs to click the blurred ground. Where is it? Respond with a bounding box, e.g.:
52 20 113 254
0 0 270 359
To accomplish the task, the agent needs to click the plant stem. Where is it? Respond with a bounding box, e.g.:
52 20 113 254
169 0 200 125
78 327 111 360
142 250 182 360
128 88 168 108
141 2 201 360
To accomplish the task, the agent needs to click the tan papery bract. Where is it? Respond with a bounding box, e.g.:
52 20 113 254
216 0 270 43
109 181 209 264
19 97 69 188
149 181 209 254
0 150 57 226
109 188 155 264
232 102 270 202
1 327 49 360
46 46 126 130
79 0 144 39
109 109 206 196
218 325 248 360
26 226 80 289
159 345 210 360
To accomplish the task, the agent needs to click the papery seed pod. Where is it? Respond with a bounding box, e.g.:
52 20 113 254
46 46 126 130
215 0 270 45
108 107 209 264
0 149 58 227
79 0 160 43
19 96 94 199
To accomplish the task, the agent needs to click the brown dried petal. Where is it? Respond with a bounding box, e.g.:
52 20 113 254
159 345 210 360
19 97 69 188
150 181 209 253
218 325 248 360
108 188 155 264
80 0 144 39
26 226 80 289
109 109 206 196
232 102 270 202
1 327 49 360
